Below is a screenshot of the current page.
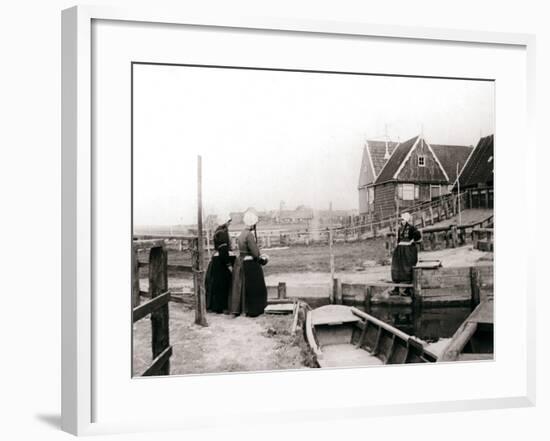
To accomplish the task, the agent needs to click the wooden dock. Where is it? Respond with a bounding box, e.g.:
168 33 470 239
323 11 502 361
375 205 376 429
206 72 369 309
440 300 494 362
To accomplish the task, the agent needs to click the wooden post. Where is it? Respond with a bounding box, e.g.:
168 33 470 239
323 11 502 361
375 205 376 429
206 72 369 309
277 282 287 299
132 246 140 308
195 156 207 327
429 206 434 225
329 202 335 303
149 245 170 375
413 267 422 304
451 225 458 248
421 212 426 228
364 286 373 313
470 267 481 307
333 278 343 305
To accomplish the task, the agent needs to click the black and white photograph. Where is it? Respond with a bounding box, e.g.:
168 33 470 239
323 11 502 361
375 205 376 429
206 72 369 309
131 64 495 376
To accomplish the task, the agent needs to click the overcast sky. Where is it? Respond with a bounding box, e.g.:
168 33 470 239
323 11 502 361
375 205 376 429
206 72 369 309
133 64 494 226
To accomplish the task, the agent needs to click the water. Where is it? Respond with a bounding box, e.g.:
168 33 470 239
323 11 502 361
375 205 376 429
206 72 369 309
361 304 472 342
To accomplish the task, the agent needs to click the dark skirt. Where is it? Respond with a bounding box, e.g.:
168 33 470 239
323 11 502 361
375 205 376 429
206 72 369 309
228 257 267 317
243 260 268 317
391 244 418 283
205 256 232 313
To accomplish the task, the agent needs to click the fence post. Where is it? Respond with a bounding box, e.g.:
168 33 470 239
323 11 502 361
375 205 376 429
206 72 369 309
329 202 335 299
132 246 140 307
413 267 422 305
333 278 343 305
192 238 207 326
364 286 373 313
149 245 170 375
277 282 287 299
470 267 481 307
195 156 208 327
429 206 434 225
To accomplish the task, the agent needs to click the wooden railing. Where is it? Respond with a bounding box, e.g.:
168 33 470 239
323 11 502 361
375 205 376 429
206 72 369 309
385 214 494 252
132 240 172 376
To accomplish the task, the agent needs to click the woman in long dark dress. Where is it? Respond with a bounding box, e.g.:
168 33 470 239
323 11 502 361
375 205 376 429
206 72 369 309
228 211 268 317
205 216 234 313
391 212 421 296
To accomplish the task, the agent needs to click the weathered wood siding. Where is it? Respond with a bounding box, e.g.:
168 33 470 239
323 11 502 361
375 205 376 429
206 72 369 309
373 182 397 219
397 139 448 183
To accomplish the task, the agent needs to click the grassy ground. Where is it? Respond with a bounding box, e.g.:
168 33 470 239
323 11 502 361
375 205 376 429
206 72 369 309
138 236 389 278
133 303 317 376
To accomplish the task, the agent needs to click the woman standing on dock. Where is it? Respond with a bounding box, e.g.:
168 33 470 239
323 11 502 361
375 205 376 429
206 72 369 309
391 212 421 296
229 210 268 317
205 215 234 313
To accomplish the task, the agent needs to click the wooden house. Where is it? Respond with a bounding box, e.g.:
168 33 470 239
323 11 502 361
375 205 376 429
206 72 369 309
454 134 494 208
358 135 472 219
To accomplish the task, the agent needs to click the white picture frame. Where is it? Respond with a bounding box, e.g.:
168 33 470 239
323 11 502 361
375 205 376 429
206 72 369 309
62 5 536 436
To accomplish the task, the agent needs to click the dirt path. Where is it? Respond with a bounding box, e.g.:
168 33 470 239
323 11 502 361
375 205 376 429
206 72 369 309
133 305 315 376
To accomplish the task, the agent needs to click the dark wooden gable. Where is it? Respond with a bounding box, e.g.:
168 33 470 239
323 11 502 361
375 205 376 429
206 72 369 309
456 135 494 188
396 137 448 183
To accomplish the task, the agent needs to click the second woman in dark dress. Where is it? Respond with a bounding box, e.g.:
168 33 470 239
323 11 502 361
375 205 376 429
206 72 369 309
229 211 268 317
205 216 234 313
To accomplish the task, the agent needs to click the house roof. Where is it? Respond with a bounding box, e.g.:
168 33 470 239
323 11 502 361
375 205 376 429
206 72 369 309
368 140 399 176
357 140 399 188
430 144 474 183
456 135 494 188
375 136 419 184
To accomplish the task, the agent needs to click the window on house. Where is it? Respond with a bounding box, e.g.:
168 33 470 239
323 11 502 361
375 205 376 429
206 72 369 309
368 187 374 205
415 185 420 199
402 184 415 200
418 156 426 166
430 185 441 199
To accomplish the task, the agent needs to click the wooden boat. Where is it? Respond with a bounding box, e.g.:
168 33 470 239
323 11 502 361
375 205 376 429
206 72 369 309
439 300 494 362
305 305 437 368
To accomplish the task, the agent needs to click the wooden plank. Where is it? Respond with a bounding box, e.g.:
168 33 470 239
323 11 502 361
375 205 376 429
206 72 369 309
149 246 170 375
132 291 171 323
265 303 295 314
440 322 478 361
142 345 173 377
290 302 299 335
167 264 193 273
470 267 481 306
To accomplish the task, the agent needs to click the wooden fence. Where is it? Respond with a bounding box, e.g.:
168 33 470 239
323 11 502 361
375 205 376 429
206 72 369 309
332 264 493 308
385 214 494 253
132 239 172 376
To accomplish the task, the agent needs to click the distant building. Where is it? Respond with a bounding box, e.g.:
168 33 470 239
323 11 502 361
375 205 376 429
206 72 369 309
358 135 473 219
454 134 494 208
